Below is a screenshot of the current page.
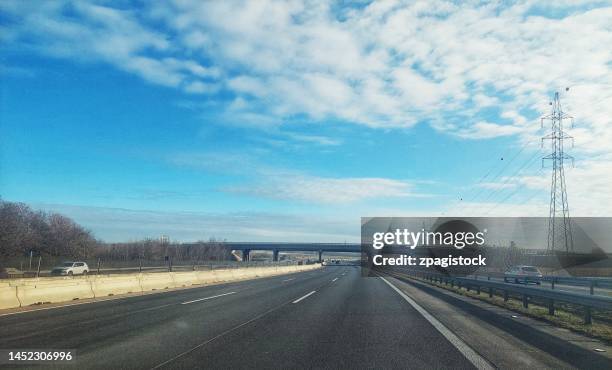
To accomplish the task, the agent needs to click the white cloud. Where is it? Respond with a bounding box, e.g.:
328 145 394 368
169 152 421 204
228 76 268 97
2 0 612 216
1 1 219 94
3 1 611 141
184 81 219 94
225 175 417 204
283 133 341 146
456 121 525 139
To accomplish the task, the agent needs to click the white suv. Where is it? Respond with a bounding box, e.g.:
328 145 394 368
51 262 89 276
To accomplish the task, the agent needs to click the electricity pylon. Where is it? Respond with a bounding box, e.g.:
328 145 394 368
541 91 574 253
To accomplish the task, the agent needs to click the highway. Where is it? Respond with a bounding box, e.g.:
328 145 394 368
1 267 610 369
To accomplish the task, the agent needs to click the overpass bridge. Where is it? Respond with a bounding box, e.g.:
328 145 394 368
225 242 361 262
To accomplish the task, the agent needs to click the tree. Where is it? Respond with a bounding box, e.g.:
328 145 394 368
0 200 97 261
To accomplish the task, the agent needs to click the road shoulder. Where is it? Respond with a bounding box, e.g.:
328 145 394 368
384 274 612 369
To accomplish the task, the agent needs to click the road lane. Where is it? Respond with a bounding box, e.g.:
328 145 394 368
163 267 476 369
0 267 341 369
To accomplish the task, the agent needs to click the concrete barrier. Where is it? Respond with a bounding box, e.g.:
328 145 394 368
17 277 94 306
229 268 247 280
1 264 321 310
0 281 20 309
171 271 199 287
195 270 216 285
139 272 175 292
91 275 141 297
211 269 235 282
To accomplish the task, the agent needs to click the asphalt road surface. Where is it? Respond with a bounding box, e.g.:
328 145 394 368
0 266 609 369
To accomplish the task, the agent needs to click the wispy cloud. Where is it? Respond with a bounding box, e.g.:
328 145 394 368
283 133 341 146
31 203 358 243
3 0 612 220
167 151 425 204
168 152 256 174
455 121 526 140
3 1 611 145
225 175 417 204
1 1 219 94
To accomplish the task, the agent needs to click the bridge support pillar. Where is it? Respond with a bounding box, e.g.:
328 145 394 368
243 249 251 262
273 250 279 262
318 250 323 263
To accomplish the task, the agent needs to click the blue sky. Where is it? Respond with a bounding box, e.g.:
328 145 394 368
1 1 611 242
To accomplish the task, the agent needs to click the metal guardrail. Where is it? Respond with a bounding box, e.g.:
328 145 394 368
542 276 612 290
388 270 612 324
472 272 612 295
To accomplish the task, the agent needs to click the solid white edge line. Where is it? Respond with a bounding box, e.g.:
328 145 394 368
379 277 493 370
292 290 316 304
282 278 295 282
181 292 237 305
0 292 158 317
0 300 101 317
332 278 338 282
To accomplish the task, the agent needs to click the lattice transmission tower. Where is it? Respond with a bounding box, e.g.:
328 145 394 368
541 91 574 253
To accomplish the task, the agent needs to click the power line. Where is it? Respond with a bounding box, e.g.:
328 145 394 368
463 148 542 214
450 139 537 213
483 167 545 215
465 140 535 204
475 151 542 207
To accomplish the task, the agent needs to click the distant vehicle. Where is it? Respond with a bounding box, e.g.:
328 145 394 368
51 262 89 276
322 259 341 266
504 265 542 284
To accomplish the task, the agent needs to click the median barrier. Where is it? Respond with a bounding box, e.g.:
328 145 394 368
139 272 175 292
249 267 263 278
195 270 216 284
277 265 294 274
252 267 271 278
17 276 94 305
0 264 321 310
211 269 235 282
241 268 265 278
230 268 250 280
171 271 199 287
91 274 142 297
0 281 20 309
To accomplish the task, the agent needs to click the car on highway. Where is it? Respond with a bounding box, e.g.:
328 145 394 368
504 265 542 284
51 261 89 276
